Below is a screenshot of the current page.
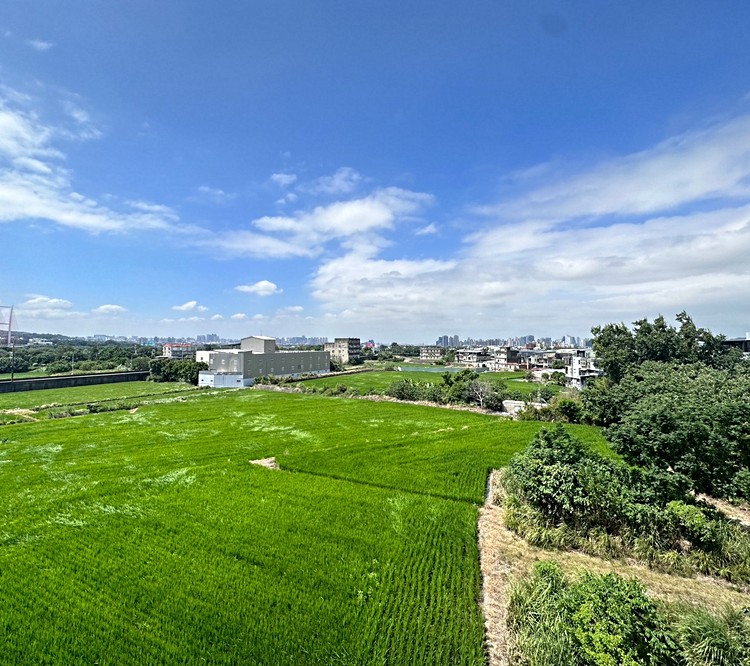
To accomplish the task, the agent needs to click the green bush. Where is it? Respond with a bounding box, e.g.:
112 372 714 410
502 426 750 581
508 562 679 666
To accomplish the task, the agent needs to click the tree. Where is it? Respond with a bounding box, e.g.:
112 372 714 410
130 356 151 371
549 371 567 386
592 312 741 383
591 322 636 383
606 362 750 498
441 368 479 403
149 358 207 385
469 379 501 410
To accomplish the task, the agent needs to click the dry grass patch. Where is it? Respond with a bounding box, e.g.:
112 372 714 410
249 457 280 470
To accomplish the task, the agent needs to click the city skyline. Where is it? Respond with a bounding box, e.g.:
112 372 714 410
3 3 750 341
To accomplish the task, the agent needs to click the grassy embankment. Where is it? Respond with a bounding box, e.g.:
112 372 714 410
0 384 604 664
0 381 198 424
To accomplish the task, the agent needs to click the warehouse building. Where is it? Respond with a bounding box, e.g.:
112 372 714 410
196 336 330 388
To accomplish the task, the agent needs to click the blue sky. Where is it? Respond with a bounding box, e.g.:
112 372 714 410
2 1 750 342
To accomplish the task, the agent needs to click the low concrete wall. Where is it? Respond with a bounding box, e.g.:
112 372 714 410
0 371 150 394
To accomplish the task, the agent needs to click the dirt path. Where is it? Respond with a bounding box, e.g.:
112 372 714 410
478 470 514 666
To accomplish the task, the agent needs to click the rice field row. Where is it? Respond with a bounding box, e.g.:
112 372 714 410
0 386 607 664
296 369 555 396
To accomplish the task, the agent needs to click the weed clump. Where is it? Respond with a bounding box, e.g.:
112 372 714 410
508 562 750 666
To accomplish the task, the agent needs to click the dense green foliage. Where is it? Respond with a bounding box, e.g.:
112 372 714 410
502 427 750 581
149 357 207 385
600 363 750 498
591 312 740 383
0 385 610 663
0 341 155 376
509 562 750 666
585 313 750 500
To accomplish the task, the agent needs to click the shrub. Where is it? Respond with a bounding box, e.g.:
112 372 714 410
502 426 750 581
508 562 679 666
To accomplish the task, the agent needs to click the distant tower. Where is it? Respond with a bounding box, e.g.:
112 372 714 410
0 305 13 346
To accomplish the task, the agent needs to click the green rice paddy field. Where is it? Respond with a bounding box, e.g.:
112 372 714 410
297 369 558 396
0 384 606 664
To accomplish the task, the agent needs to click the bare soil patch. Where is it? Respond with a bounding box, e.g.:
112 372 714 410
699 493 750 529
249 457 280 470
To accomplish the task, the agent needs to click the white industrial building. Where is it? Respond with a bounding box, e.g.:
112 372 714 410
197 336 330 388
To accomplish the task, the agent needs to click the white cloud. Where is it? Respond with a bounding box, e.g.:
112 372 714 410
26 39 55 52
126 200 178 219
198 230 316 259
92 304 127 315
235 280 282 297
16 294 85 320
415 223 437 236
196 185 236 203
299 114 750 339
478 113 750 223
199 187 432 260
270 172 297 187
0 85 178 233
172 300 208 312
210 314 224 321
251 314 267 321
277 305 303 314
305 167 362 195
230 313 248 321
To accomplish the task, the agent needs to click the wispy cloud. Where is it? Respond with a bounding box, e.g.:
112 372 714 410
414 223 437 236
172 300 208 312
0 84 179 233
477 114 750 223
196 184 236 203
230 312 248 321
92 304 127 315
26 39 55 52
270 172 297 187
303 167 362 195
235 280 282 297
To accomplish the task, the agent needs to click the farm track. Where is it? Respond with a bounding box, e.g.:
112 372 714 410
478 470 513 666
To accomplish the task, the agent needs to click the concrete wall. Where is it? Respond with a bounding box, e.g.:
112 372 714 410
241 336 276 353
200 349 330 386
0 371 150 394
246 351 329 378
198 372 244 388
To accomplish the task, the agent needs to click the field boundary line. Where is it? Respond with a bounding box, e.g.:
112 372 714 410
280 464 481 505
